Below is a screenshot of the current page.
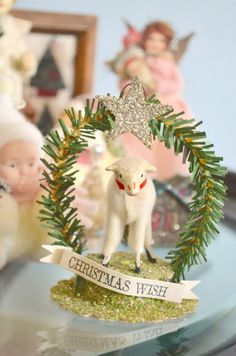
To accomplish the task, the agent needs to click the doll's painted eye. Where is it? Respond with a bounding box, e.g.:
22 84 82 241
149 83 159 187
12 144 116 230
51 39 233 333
119 174 122 179
10 163 16 168
141 173 144 178
28 162 34 167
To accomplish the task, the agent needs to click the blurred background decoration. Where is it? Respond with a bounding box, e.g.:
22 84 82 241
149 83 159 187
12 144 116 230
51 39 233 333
10 0 236 174
12 9 97 131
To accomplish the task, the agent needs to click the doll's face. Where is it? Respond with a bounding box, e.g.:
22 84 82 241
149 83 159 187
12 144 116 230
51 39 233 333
0 140 42 203
0 0 14 16
144 31 168 56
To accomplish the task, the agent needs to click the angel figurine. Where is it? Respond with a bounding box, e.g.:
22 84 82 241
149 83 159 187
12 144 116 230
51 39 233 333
107 21 194 180
108 20 193 116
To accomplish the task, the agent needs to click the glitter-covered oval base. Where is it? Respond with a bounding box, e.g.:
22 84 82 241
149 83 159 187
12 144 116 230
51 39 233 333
50 252 197 323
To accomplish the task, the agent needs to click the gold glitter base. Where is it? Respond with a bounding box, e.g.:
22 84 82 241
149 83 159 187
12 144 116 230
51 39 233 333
50 252 197 323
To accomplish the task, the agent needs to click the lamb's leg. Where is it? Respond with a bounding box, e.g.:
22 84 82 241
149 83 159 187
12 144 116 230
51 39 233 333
102 213 124 268
129 219 146 273
145 247 156 263
145 218 156 263
102 254 111 267
135 253 141 274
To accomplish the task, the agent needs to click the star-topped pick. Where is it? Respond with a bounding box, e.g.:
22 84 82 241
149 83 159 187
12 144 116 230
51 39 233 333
97 77 173 148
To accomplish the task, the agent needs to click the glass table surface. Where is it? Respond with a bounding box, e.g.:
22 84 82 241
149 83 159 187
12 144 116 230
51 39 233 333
0 222 236 356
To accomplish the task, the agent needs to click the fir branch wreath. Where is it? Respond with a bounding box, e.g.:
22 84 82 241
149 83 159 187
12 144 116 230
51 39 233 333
39 78 227 284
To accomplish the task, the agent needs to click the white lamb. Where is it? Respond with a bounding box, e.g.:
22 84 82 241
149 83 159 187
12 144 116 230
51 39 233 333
102 157 157 273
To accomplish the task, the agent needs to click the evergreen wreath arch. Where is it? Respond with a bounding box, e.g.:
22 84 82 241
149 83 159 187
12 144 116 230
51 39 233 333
39 82 227 283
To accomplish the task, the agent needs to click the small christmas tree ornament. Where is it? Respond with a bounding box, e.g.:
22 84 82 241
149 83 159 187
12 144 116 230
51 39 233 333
31 45 65 97
39 77 226 322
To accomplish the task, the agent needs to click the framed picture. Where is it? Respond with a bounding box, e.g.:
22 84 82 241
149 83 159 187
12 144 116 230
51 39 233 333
12 9 97 132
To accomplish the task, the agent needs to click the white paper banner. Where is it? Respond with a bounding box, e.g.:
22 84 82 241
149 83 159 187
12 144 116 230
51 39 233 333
41 245 200 303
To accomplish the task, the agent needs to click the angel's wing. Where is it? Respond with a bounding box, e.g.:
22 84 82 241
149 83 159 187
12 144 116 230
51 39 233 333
105 20 142 76
105 50 127 76
171 32 195 63
122 19 142 48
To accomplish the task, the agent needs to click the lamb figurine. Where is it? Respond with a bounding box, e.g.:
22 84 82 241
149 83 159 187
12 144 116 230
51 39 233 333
102 157 157 273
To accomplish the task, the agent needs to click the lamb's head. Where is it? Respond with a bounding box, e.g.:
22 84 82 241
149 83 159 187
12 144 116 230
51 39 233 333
106 157 156 196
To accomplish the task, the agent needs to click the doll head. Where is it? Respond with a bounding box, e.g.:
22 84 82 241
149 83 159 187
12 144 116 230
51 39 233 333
142 21 175 56
0 0 15 16
0 140 42 203
0 93 44 203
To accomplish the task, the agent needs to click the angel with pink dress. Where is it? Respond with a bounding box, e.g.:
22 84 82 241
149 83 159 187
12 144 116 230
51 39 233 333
107 21 194 180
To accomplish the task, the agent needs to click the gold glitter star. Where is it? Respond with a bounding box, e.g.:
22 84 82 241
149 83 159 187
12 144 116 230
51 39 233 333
97 77 173 148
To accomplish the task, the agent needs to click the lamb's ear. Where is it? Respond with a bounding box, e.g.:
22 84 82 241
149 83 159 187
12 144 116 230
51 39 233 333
106 163 118 173
144 163 157 173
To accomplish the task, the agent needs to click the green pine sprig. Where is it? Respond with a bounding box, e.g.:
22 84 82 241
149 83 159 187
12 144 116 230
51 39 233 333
39 100 112 254
149 97 227 282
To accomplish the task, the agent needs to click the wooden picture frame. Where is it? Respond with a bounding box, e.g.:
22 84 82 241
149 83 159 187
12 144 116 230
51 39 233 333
12 9 97 95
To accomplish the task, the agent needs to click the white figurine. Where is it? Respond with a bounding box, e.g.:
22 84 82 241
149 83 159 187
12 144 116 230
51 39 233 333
0 0 37 108
102 157 157 273
0 91 45 269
